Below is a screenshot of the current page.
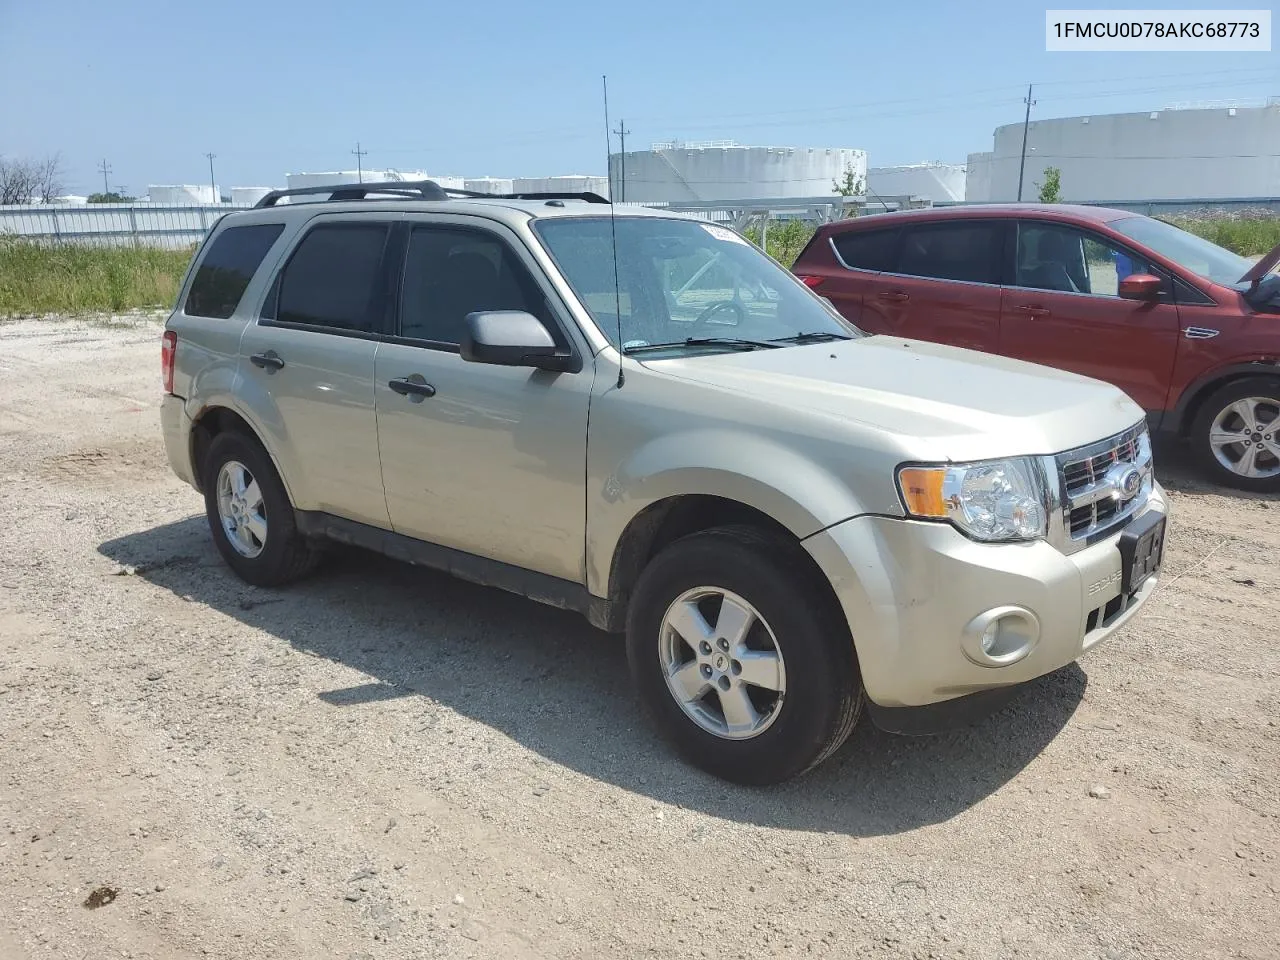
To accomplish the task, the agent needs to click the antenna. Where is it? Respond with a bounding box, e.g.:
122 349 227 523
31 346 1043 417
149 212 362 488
603 75 624 389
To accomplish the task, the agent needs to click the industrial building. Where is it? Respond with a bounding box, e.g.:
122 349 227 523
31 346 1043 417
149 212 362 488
867 163 966 203
608 141 865 203
147 184 220 204
966 99 1280 202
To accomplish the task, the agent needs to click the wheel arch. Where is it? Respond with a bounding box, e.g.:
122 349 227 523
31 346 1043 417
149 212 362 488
1169 360 1280 437
189 404 295 503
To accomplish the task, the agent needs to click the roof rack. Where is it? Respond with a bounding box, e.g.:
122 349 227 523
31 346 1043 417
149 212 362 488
255 180 450 207
255 179 611 209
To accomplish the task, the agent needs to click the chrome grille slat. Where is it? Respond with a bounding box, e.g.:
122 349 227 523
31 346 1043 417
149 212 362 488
1051 423 1153 553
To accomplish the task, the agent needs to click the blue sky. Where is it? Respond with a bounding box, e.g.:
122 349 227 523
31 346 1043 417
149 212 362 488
1 0 1276 195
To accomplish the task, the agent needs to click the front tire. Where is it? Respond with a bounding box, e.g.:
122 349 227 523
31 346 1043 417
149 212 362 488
202 431 321 586
1190 379 1280 493
626 525 863 785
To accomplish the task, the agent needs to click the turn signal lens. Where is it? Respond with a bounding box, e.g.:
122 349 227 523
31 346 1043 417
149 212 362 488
897 467 947 518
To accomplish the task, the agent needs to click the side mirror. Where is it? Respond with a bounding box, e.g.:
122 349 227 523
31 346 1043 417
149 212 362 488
1118 273 1162 301
461 311 568 370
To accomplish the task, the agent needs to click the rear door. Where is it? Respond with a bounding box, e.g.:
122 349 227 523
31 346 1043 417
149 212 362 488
999 220 1179 412
237 215 395 528
795 226 900 330
861 219 1005 352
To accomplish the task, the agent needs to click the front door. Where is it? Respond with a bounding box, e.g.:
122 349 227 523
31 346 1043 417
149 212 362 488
373 219 592 583
860 219 1005 353
999 221 1179 413
238 216 394 528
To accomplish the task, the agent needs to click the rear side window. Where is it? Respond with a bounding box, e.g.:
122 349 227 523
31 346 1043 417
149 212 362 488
184 223 284 318
832 228 899 272
274 223 389 333
896 222 1003 284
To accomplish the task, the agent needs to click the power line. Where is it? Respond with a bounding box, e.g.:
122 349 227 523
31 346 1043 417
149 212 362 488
204 152 217 201
613 118 630 200
96 158 111 196
1017 83 1036 202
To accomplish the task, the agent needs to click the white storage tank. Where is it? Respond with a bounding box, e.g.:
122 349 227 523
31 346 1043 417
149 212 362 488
868 163 967 202
148 184 219 204
966 100 1280 202
464 177 514 195
231 187 275 206
610 142 865 202
512 175 609 197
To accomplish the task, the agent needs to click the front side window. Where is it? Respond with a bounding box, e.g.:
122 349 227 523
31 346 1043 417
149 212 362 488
399 226 552 344
1016 222 1150 297
185 223 284 319
895 222 1002 284
274 223 389 333
1110 215 1254 286
534 217 855 354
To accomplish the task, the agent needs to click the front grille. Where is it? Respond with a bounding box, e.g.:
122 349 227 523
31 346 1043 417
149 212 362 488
1055 423 1152 548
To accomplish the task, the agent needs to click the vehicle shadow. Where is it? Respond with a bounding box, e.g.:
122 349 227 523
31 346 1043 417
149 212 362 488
1152 435 1280 501
100 518 1087 838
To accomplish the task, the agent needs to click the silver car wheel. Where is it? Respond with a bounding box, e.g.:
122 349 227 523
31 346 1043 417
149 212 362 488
1208 396 1280 479
216 460 268 559
658 587 787 740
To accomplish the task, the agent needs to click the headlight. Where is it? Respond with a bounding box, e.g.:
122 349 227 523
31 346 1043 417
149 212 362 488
897 458 1048 542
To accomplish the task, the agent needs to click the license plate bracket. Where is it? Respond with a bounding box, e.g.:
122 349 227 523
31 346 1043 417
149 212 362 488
1117 511 1166 596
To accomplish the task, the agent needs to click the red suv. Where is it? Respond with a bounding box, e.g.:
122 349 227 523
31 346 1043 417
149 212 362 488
793 205 1280 491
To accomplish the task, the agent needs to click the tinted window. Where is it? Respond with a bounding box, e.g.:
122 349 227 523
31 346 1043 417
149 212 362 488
185 223 284 318
896 222 1002 284
832 228 899 271
399 226 552 344
275 224 388 332
1016 223 1151 297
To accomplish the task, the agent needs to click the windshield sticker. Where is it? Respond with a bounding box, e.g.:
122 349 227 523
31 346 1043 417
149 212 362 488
701 223 748 245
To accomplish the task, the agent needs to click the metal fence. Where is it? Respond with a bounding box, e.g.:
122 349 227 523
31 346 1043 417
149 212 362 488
0 202 250 249
5 193 1278 250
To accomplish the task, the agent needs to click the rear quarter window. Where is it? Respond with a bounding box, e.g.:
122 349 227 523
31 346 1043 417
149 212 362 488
832 228 900 271
185 223 285 319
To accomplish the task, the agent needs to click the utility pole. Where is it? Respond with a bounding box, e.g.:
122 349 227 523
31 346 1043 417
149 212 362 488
1016 83 1036 202
612 119 630 202
97 158 112 197
352 142 368 183
205 152 217 202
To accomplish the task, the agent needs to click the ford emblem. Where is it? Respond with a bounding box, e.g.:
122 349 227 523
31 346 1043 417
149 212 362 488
1119 468 1142 498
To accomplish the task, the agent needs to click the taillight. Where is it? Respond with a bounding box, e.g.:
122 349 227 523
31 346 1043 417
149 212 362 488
161 330 177 394
797 275 824 289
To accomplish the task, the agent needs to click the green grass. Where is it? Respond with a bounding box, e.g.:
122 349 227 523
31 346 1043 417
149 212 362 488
0 240 193 317
1169 216 1280 257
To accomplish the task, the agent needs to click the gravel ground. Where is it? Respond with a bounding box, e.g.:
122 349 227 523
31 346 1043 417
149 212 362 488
1 314 1277 960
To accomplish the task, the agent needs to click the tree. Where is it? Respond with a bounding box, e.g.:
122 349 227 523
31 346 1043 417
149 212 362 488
0 153 64 204
88 191 135 203
832 163 865 198
1036 166 1062 204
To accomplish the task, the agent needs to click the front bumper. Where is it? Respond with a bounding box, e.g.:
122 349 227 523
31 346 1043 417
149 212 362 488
160 394 197 490
803 485 1167 713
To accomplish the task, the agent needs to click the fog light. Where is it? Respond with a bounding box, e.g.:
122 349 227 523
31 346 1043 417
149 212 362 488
962 606 1041 667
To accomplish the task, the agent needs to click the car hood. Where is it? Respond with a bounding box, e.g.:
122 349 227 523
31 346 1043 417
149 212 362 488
641 336 1145 462
1241 239 1280 284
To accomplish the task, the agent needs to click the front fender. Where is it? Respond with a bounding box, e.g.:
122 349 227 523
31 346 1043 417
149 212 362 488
586 427 881 596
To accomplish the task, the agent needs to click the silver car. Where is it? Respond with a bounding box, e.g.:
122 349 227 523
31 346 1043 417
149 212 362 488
159 180 1168 784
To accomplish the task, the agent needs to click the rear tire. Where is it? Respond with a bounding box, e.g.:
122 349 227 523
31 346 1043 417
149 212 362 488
626 525 863 785
1190 378 1280 493
202 431 321 587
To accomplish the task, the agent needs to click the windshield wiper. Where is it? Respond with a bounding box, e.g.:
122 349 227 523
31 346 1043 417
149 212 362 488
622 337 780 354
768 331 852 344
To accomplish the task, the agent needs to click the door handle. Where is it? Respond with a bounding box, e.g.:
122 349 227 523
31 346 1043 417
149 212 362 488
1013 304 1051 317
877 290 909 302
249 350 285 372
388 376 436 400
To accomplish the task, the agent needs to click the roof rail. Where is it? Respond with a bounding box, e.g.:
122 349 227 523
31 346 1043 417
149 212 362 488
254 179 450 208
442 188 610 204
253 179 612 209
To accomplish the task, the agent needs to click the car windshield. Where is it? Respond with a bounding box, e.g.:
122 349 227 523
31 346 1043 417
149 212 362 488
533 216 858 354
1110 215 1255 285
